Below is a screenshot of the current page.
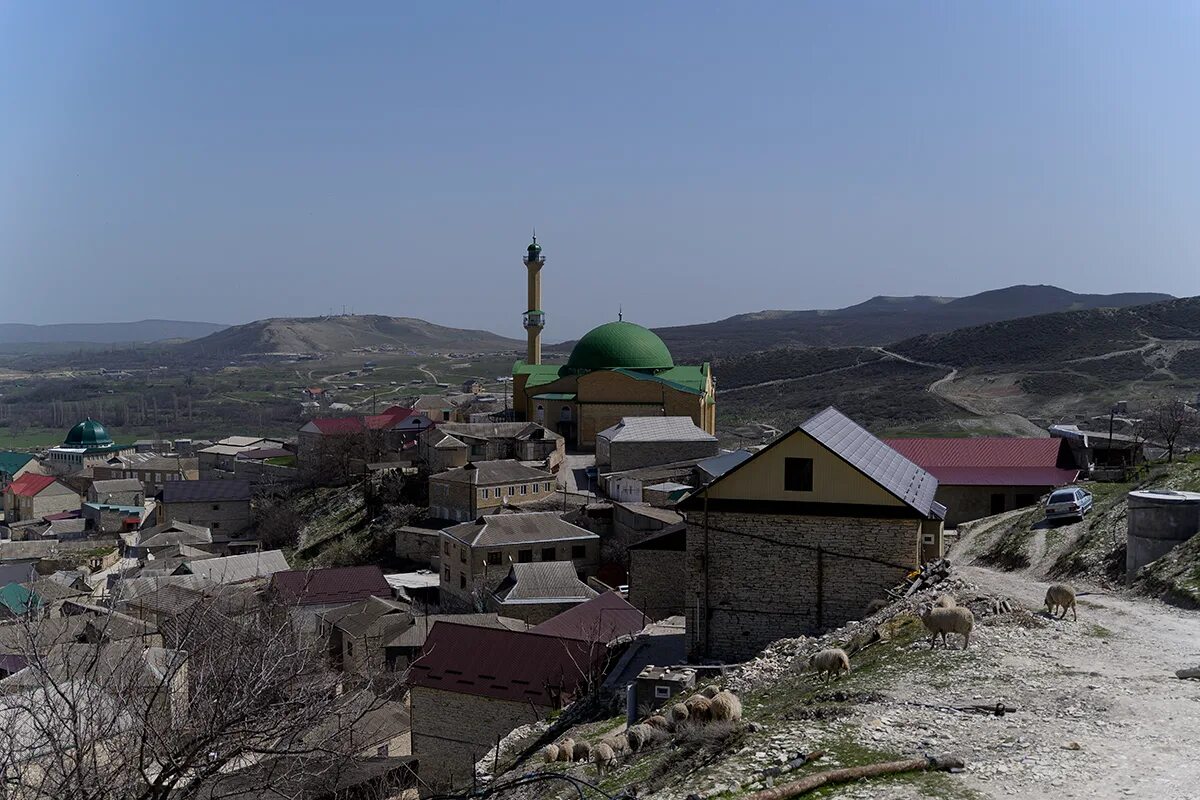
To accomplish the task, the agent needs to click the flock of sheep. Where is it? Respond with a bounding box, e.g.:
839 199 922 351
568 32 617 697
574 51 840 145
539 581 1079 776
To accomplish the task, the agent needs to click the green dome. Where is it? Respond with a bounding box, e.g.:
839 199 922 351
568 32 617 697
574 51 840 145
64 418 113 448
567 321 675 372
527 240 542 253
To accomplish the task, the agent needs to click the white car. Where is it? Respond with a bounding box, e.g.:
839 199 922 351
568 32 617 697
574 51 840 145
1045 487 1093 521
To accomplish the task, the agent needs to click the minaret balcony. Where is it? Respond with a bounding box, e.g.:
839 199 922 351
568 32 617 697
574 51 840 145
523 254 546 264
523 311 546 329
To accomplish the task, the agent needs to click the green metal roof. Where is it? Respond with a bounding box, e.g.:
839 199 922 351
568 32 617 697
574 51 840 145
566 321 674 371
532 392 577 401
0 452 34 477
0 583 40 616
514 360 709 396
64 418 113 448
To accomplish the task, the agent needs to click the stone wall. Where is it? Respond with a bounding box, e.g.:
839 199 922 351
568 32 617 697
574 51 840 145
159 499 251 535
410 686 542 787
605 440 719 473
936 484 1048 527
685 511 922 662
628 548 686 621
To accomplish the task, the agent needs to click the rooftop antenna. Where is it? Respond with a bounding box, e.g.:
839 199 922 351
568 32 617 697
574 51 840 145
618 305 623 322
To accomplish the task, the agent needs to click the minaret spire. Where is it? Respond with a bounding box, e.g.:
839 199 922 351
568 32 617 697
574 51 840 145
522 234 546 365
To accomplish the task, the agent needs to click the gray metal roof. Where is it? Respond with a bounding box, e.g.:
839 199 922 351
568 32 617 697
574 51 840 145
183 550 289 585
90 479 144 494
160 480 251 503
431 459 552 486
492 561 598 603
598 416 717 444
800 407 942 519
696 449 755 478
443 511 597 547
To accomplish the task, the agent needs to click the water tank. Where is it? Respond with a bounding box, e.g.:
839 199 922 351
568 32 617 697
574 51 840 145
1126 490 1200 581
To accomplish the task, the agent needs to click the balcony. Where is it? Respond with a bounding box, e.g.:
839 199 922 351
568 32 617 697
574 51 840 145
523 253 546 264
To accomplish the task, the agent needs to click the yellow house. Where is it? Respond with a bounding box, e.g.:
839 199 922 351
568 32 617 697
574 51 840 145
678 406 945 662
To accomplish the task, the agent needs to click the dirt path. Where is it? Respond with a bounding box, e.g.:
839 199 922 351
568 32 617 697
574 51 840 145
416 363 439 384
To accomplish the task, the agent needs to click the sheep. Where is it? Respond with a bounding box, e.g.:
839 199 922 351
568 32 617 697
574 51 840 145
625 723 651 752
709 690 742 722
920 604 975 649
700 685 720 699
809 648 851 681
644 714 671 731
592 742 615 773
556 738 574 762
572 740 591 762
1044 583 1078 621
603 734 630 756
669 702 689 724
935 594 956 608
542 744 559 763
683 694 712 722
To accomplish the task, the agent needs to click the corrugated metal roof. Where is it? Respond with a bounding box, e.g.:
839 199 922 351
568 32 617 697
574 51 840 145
185 550 289 585
531 591 646 642
91 479 143 494
492 562 598 603
444 512 596 547
431 460 553 486
270 566 391 606
598 417 717 443
407 621 602 706
5 474 59 498
800 407 941 519
384 612 528 649
882 437 1065 468
916 466 1079 487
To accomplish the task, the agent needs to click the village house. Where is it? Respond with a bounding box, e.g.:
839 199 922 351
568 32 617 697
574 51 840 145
122 521 214 559
489 561 599 624
407 621 608 786
428 460 556 522
418 422 563 474
268 565 392 635
197 436 288 478
393 526 442 569
883 436 1081 526
81 498 150 535
596 416 720 473
627 525 687 620
679 406 946 662
438 511 599 610
297 406 433 462
156 480 252 537
92 453 199 495
87 478 145 507
407 394 457 423
528 589 647 643
181 550 290 585
1049 424 1148 479
601 449 753 505
0 453 40 491
2 474 80 524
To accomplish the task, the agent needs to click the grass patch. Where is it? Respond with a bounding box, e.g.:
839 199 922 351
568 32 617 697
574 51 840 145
801 734 983 799
1086 624 1114 639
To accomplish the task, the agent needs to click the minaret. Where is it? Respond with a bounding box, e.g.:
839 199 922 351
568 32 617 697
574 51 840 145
522 235 546 364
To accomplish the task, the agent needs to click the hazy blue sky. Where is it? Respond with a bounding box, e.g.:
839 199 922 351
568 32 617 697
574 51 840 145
2 2 1198 339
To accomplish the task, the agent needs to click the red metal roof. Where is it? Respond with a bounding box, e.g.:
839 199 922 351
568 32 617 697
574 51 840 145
882 438 1078 487
308 407 419 435
5 474 58 498
530 591 647 643
407 621 603 707
269 566 391 606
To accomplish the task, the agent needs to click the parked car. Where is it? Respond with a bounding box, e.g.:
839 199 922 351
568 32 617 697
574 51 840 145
1045 487 1093 521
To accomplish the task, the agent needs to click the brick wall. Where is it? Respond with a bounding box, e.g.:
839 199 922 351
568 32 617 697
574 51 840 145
628 548 686 621
410 686 542 787
685 511 921 662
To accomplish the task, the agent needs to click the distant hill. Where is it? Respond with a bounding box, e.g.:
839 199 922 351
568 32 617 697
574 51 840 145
610 285 1174 359
0 319 227 345
175 314 521 356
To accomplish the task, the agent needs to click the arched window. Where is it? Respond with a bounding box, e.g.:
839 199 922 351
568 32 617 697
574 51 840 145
536 404 545 423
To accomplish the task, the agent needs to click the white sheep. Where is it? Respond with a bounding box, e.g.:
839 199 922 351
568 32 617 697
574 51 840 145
809 648 851 681
921 605 975 649
700 685 720 699
1044 583 1078 621
603 734 630 755
935 594 956 608
542 744 559 763
644 714 670 731
683 694 712 722
556 738 574 762
669 702 689 724
709 690 743 722
592 742 615 773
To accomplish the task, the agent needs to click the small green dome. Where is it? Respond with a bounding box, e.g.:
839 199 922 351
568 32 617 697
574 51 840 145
567 321 675 372
64 418 113 448
527 240 542 253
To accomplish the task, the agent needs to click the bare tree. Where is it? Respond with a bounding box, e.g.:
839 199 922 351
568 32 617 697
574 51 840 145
0 592 415 800
1145 399 1199 461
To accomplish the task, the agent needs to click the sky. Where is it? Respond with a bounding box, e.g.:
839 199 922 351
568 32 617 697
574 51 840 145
2 2 1199 340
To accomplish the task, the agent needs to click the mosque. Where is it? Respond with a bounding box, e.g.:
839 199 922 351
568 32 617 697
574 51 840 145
46 418 135 474
511 237 717 449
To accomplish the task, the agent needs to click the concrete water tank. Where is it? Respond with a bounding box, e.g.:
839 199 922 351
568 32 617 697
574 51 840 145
1126 490 1200 581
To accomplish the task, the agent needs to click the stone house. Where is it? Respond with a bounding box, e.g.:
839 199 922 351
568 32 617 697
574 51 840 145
197 436 287 478
2 474 79 523
0 453 40 491
407 621 607 787
428 460 556 522
268 565 392 636
156 480 252 537
627 525 687 621
884 437 1081 527
529 590 648 644
418 422 564 474
634 665 696 713
438 512 599 610
297 407 433 464
87 478 144 507
92 453 199 495
596 417 719 473
679 406 946 662
600 449 752 505
393 525 442 568
489 561 599 624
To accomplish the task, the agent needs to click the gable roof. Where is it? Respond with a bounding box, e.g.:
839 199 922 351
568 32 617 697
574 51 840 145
130 521 212 549
492 561 598 604
384 613 528 649
0 453 35 477
407 621 603 706
443 512 597 548
184 550 289 585
530 591 646 643
91 478 143 495
598 417 717 444
269 566 391 606
5 474 60 498
882 437 1079 487
0 584 40 616
160 480 251 503
431 460 553 486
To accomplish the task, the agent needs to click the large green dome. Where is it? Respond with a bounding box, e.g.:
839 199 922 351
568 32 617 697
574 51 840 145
566 321 675 372
64 418 113 448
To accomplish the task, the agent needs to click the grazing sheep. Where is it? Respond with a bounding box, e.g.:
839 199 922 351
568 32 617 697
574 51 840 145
556 738 574 762
683 694 712 722
1045 583 1078 621
709 690 742 722
669 702 689 724
542 744 559 763
592 742 615 773
625 724 650 752
935 594 956 608
920 605 975 649
604 735 630 755
572 740 591 761
645 714 670 731
700 685 720 699
864 598 889 616
809 648 851 681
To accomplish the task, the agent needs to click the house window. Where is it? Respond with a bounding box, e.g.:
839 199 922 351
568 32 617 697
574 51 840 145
783 458 814 492
654 685 671 699
518 549 533 563
571 545 586 559
922 534 935 545
520 484 528 495
481 488 490 499
376 744 389 757
487 551 502 566
443 567 450 582
346 641 354 656
459 547 466 563
444 541 450 555
212 522 220 529
544 482 552 492
541 547 556 561
459 574 466 589
211 504 220 511
507 486 515 496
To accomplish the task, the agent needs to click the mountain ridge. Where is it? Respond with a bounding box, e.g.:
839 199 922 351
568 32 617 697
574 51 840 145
0 319 227 345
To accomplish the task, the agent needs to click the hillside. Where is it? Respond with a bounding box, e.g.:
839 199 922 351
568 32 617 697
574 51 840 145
624 285 1173 359
175 314 521 357
0 319 227 345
